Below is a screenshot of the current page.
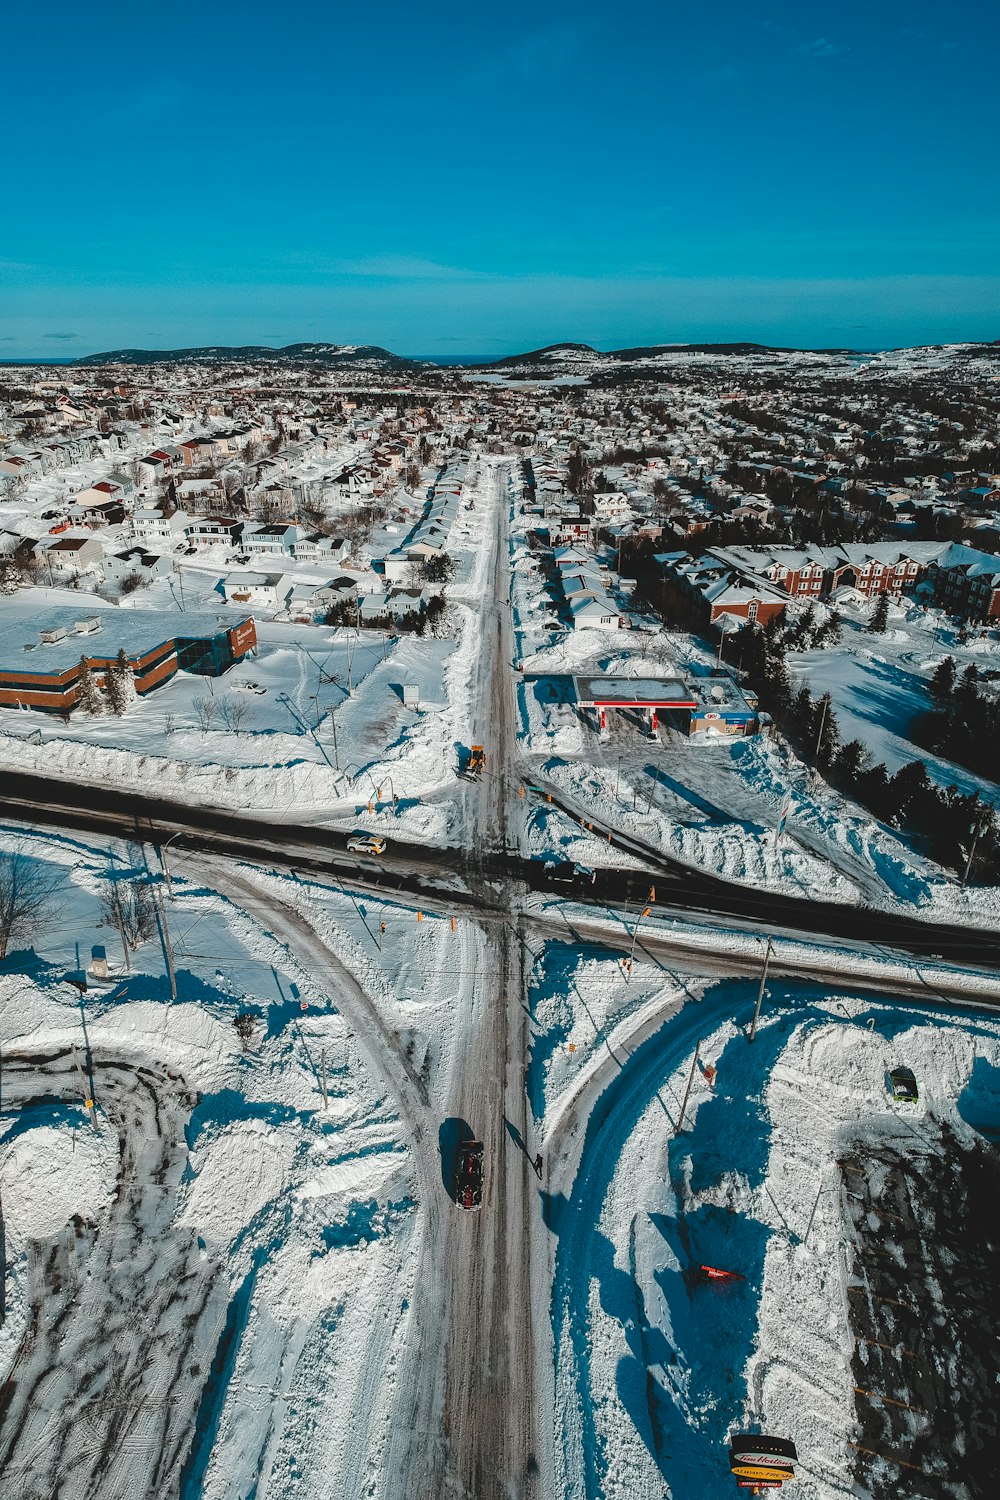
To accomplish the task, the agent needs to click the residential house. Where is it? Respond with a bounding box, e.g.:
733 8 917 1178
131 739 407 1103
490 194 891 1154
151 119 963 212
244 522 299 558
102 548 174 586
69 497 128 529
567 593 621 629
184 516 244 548
131 507 190 543
656 550 789 627
220 572 292 610
39 535 104 577
291 533 351 565
926 542 1000 621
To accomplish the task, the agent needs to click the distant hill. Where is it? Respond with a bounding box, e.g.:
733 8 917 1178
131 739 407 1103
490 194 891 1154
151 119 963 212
474 342 599 369
606 341 851 359
471 340 863 375
71 342 420 368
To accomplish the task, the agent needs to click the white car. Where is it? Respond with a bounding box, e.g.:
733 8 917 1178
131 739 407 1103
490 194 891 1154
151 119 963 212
346 832 387 856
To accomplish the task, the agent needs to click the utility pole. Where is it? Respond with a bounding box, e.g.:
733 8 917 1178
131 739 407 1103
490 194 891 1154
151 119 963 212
326 703 340 770
113 897 132 974
813 694 830 766
675 1040 701 1135
626 904 652 976
962 810 988 888
749 938 773 1043
320 1048 329 1110
156 885 178 1002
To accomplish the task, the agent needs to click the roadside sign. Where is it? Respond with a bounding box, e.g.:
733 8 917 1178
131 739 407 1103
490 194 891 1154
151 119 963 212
731 1463 795 1482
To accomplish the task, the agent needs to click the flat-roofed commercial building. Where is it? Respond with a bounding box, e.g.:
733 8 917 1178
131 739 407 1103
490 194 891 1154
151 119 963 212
0 592 256 713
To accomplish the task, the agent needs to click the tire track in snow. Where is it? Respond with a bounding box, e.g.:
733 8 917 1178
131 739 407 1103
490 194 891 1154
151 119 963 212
0 1048 226 1500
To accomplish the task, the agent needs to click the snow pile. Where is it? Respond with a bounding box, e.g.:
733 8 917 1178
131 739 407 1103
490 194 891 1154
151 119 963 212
0 1122 116 1241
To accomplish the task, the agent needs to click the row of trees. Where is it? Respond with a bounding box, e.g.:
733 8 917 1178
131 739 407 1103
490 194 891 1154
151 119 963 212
912 658 999 782
737 622 1000 882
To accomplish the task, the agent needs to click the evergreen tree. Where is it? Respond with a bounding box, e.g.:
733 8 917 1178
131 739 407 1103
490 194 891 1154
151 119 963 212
866 591 890 633
860 760 892 819
818 608 842 647
833 739 869 786
795 602 817 647
958 662 980 699
76 657 104 716
105 648 135 717
789 686 813 737
886 760 933 827
929 655 957 702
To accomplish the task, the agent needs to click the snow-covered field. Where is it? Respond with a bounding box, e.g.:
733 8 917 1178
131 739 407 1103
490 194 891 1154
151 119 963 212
0 825 477 1500
787 595 1000 794
539 940 1000 1500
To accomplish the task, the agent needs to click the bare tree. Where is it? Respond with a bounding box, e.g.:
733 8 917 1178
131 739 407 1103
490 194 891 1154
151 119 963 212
193 694 220 731
218 695 254 735
100 877 156 952
0 846 63 959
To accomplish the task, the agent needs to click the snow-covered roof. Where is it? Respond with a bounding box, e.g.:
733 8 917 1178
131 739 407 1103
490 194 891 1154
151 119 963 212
574 673 695 707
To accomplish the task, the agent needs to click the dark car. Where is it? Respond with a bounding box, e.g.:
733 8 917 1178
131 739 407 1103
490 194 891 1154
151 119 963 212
889 1066 919 1103
544 860 596 887
455 1139 484 1210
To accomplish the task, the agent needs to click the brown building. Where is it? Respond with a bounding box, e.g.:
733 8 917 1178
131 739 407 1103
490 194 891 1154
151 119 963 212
0 597 256 713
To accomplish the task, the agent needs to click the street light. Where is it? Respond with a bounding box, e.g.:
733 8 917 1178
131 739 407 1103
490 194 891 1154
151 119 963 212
160 832 185 899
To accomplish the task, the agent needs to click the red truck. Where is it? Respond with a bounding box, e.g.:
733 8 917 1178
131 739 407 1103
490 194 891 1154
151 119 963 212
455 1139 484 1210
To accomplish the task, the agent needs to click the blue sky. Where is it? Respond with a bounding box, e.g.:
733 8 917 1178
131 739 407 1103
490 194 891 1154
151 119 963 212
3 0 998 355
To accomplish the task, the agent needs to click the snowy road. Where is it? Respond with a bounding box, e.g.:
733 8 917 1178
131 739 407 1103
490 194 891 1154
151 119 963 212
0 1047 226 1500
402 464 544 1498
5 767 1000 967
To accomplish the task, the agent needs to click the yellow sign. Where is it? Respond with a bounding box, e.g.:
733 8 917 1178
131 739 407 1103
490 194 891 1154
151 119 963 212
731 1463 794 1483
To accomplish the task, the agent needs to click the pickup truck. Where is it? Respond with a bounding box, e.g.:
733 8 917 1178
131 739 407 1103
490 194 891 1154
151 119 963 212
455 1139 484 1210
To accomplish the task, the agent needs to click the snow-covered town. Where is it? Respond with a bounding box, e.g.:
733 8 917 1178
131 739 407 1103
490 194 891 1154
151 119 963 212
1 338 999 1500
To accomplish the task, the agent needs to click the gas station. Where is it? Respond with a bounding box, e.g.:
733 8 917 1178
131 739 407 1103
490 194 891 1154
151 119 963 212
572 674 697 739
